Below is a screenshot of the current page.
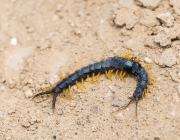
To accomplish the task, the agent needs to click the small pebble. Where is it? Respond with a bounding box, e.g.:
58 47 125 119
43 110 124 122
53 135 56 139
10 37 17 46
156 12 174 27
25 89 33 98
69 101 76 107
114 113 124 120
144 57 152 64
21 119 31 128
156 97 160 102
27 79 33 84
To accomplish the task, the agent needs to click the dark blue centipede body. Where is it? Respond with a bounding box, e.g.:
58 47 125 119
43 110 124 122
35 56 149 109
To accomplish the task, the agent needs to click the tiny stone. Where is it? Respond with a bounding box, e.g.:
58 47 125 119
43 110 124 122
21 119 31 128
27 79 33 84
10 37 17 46
135 0 161 10
156 12 174 27
27 27 34 33
69 101 76 107
25 89 33 98
114 113 124 120
156 97 160 102
53 135 56 139
144 57 152 64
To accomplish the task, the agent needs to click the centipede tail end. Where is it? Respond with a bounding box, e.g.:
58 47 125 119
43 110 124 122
135 97 138 117
120 97 134 110
32 90 53 100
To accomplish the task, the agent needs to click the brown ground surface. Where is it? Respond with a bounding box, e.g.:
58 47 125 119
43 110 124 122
1 0 180 140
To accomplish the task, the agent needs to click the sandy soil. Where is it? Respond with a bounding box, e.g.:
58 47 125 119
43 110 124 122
0 0 180 140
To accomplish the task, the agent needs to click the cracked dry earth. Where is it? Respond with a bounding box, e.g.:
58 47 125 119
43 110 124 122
0 0 180 140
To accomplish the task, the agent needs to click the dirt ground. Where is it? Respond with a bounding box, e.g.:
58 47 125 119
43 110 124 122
0 0 180 140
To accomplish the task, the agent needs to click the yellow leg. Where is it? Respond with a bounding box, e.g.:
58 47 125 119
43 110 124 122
81 79 86 89
96 72 101 81
115 70 119 78
124 51 131 60
105 71 110 79
76 81 82 90
92 73 95 82
122 71 126 79
120 71 124 80
148 73 155 79
87 75 93 83
147 85 152 93
99 55 105 60
63 89 71 99
68 85 73 99
44 85 54 91
136 58 141 63
108 69 114 79
148 79 155 85
143 64 151 69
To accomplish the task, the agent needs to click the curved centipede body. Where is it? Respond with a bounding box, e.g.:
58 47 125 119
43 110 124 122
33 56 151 114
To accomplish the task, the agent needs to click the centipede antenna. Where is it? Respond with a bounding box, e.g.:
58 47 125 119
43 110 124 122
52 92 58 109
135 97 138 118
120 97 134 109
32 90 53 100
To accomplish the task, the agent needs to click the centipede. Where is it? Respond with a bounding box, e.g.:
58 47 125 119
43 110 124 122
33 53 154 115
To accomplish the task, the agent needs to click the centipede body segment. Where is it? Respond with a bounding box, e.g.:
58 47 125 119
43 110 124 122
33 56 152 113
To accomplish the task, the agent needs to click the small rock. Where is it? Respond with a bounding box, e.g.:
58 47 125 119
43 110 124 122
25 89 33 98
113 8 138 29
173 92 179 103
10 37 17 46
156 12 174 27
135 0 161 10
144 36 159 48
69 101 76 107
157 48 177 67
126 18 137 29
21 119 31 128
139 9 158 27
178 84 180 95
27 79 33 84
154 26 180 47
114 113 124 120
26 26 34 33
74 29 81 35
49 74 60 85
7 78 15 88
144 57 152 64
0 110 4 117
156 97 160 102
